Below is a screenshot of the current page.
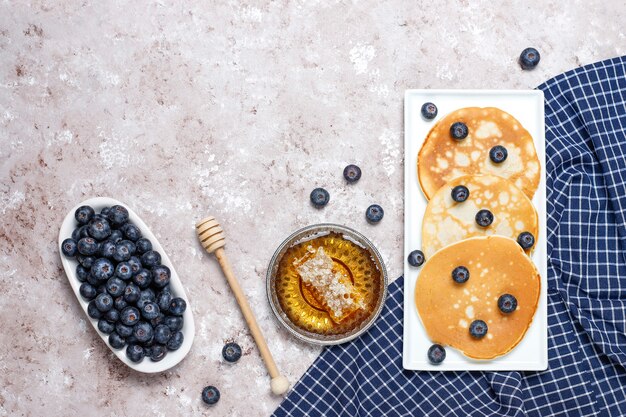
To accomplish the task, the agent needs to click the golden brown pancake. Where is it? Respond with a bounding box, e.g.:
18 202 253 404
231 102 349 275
422 174 538 258
418 107 541 200
414 236 540 360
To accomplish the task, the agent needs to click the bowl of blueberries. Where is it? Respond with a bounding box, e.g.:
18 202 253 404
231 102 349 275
58 197 195 373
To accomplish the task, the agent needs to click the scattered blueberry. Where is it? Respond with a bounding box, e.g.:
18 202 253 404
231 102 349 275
135 238 152 254
108 229 124 243
202 386 220 405
75 205 95 225
427 344 446 365
451 185 470 203
126 344 145 363
519 47 540 70
310 188 330 208
489 145 508 163
166 331 184 350
469 320 488 339
133 321 154 343
149 344 167 362
343 164 362 183
151 265 170 288
141 251 161 268
99 241 116 259
95 293 113 312
115 322 133 338
87 218 112 240
222 342 242 363
107 205 129 227
407 250 425 267
450 122 469 140
109 332 126 349
87 301 103 319
164 316 184 332
113 242 132 262
91 258 115 281
154 324 172 345
115 262 133 280
79 283 97 300
141 302 160 320
106 277 126 297
169 298 186 316
498 294 518 314
76 264 90 282
123 283 141 304
421 102 438 120
452 266 470 284
77 237 99 256
120 306 140 326
365 204 384 223
61 238 78 257
475 209 494 227
98 319 115 334
121 223 142 242
104 308 120 323
517 232 535 250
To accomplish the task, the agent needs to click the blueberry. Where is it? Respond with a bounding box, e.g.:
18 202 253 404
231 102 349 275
365 204 384 223
452 266 470 284
106 277 126 297
407 250 425 267
450 122 468 140
75 205 95 225
475 209 494 227
166 331 184 350
136 299 149 310
87 301 103 319
151 265 170 288
126 344 145 363
157 291 172 312
99 241 116 259
222 342 242 363
517 232 535 250
100 207 111 217
154 324 172 344
498 294 518 314
489 145 508 163
115 322 133 338
109 332 126 349
92 213 107 223
421 102 438 120
142 336 155 348
141 251 161 268
72 226 87 242
133 321 154 343
427 344 446 365
140 289 156 302
451 185 469 203
149 344 167 362
123 283 141 304
164 316 184 332
104 308 120 323
150 313 165 327
469 320 488 338
96 284 107 294
107 205 129 227
86 273 99 286
519 47 540 70
61 238 78 257
113 242 132 262
95 293 113 312
91 258 115 281
120 306 140 326
141 302 160 320
78 255 96 270
128 256 142 275
87 218 112 241
169 298 187 316
121 223 142 242
310 188 330 207
79 283 97 300
98 318 115 334
201 386 220 405
135 238 152 254
343 165 362 183
76 265 90 282
108 229 123 243
115 262 133 281
77 237 99 256
114 296 128 311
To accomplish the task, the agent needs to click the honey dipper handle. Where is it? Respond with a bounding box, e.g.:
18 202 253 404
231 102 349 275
214 248 289 394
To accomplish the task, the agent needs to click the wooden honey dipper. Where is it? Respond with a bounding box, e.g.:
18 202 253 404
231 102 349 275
195 216 289 395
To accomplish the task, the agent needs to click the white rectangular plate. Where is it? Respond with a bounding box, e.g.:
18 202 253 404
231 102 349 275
403 90 548 371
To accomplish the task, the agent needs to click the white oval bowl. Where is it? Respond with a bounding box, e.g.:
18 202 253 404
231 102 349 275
58 197 195 373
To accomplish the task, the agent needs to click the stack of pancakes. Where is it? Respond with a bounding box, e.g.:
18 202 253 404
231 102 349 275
415 107 541 360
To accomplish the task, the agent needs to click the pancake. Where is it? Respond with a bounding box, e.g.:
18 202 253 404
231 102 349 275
418 107 541 200
414 236 540 360
421 174 538 258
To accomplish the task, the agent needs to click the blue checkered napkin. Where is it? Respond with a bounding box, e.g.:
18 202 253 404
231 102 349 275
272 56 626 417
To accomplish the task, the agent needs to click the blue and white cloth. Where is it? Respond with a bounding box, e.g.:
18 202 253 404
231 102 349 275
273 56 626 417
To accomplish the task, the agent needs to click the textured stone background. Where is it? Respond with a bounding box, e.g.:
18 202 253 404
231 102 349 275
0 1 624 416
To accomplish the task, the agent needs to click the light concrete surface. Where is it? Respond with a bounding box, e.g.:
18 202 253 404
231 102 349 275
0 1 624 416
